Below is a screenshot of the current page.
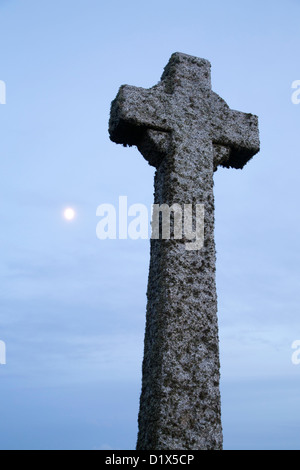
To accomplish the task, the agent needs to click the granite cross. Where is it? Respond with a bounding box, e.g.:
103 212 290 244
109 52 260 450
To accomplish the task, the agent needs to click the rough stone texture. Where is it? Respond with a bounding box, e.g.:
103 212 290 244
109 52 260 450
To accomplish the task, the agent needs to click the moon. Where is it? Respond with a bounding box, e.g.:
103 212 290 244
64 208 76 221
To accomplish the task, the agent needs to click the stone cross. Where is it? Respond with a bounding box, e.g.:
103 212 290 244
109 52 260 450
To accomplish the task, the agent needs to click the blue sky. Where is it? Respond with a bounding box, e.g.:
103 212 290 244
0 0 300 450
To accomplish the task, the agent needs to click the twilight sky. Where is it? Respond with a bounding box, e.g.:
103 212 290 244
0 0 300 450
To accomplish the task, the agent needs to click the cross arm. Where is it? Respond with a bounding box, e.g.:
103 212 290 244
109 84 170 148
211 93 260 169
